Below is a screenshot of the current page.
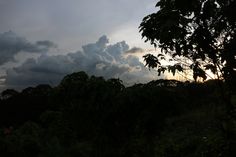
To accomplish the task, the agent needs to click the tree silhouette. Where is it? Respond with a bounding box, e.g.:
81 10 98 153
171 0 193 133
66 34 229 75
1 89 19 100
0 71 231 157
140 1 236 155
140 0 236 85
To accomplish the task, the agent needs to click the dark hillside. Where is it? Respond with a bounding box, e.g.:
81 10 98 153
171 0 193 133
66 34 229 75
0 71 231 157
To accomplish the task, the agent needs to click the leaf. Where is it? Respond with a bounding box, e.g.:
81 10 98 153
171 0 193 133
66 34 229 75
157 66 166 76
143 54 160 69
157 54 165 57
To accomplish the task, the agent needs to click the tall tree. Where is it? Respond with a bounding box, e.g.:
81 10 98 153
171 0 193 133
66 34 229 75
140 1 236 155
140 0 236 85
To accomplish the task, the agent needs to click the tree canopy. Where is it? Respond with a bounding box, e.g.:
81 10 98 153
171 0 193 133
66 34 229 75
0 71 228 157
140 0 236 84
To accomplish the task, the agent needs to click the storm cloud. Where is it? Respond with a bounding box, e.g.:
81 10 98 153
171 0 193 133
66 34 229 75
0 31 57 65
4 35 155 89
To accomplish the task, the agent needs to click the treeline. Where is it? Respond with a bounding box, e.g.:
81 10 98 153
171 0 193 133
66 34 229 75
0 71 230 156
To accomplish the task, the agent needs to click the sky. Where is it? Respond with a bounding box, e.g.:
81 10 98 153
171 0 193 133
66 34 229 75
0 0 160 91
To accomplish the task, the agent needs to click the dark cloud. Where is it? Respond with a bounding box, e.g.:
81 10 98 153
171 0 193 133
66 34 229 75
125 47 144 54
4 36 155 89
0 0 156 51
0 31 56 65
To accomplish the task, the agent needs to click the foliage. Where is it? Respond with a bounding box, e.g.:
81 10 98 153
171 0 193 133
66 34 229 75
0 71 231 156
140 0 236 83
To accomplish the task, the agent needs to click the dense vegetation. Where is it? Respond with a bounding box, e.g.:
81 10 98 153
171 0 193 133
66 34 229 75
0 71 233 157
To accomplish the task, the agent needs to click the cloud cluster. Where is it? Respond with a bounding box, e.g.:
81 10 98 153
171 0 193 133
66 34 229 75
0 31 56 65
4 35 155 89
